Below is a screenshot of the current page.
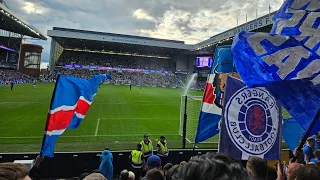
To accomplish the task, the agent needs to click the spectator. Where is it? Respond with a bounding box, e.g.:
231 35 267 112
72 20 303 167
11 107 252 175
83 173 106 180
171 152 249 180
162 163 173 177
157 136 169 166
146 155 161 171
246 156 268 180
0 163 30 180
144 169 165 180
295 164 320 180
303 137 316 163
128 171 135 180
99 147 113 180
120 169 129 180
310 149 320 164
314 132 320 150
165 165 180 180
285 162 303 180
291 148 304 164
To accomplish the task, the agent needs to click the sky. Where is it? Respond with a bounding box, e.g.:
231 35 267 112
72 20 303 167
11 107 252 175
6 0 283 64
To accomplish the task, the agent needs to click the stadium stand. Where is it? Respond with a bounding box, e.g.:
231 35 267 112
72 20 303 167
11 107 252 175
0 69 34 84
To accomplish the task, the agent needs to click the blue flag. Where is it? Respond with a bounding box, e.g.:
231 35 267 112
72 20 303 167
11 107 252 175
219 76 282 160
195 46 237 143
231 0 320 138
40 74 111 157
283 118 304 152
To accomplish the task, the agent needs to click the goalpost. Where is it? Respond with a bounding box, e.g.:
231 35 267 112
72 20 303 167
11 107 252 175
179 95 218 146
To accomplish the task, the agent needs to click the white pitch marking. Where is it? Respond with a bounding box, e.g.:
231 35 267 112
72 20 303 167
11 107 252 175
95 119 100 136
99 118 177 120
0 134 180 139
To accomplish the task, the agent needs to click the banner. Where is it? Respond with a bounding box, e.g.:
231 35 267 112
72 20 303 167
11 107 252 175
8 51 19 64
219 76 282 160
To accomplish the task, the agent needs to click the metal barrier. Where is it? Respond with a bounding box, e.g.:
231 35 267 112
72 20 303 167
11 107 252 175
0 149 216 178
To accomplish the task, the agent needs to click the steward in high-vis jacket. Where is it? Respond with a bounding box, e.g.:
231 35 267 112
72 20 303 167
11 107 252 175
140 134 153 159
129 144 144 180
157 136 169 166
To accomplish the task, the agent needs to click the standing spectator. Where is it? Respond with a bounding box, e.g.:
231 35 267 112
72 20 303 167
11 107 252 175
285 163 303 180
141 134 153 159
295 164 320 180
99 147 113 180
156 136 168 166
0 163 31 180
246 156 268 180
303 137 316 164
129 144 144 180
310 149 320 164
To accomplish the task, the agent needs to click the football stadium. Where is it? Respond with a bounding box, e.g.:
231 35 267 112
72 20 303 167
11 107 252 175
1 0 320 179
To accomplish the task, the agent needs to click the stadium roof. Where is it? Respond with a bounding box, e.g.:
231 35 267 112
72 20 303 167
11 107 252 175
0 3 46 40
48 27 191 57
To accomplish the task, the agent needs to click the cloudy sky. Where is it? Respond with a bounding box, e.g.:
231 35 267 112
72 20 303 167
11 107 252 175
6 0 283 64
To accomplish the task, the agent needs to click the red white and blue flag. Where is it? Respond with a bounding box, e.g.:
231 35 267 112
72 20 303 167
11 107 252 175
195 46 235 143
40 74 111 157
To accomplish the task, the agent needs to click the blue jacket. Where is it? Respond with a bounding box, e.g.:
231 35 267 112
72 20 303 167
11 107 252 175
99 150 113 180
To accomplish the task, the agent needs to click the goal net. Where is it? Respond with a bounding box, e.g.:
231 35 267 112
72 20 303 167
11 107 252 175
179 95 218 144
115 80 131 85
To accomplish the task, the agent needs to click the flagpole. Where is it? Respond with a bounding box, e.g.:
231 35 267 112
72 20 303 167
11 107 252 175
292 108 320 162
40 75 61 157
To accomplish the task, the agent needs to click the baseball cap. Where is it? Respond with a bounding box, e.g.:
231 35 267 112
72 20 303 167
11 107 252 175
147 155 161 168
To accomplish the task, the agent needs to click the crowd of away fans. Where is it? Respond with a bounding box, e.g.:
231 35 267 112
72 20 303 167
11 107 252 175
1 133 320 180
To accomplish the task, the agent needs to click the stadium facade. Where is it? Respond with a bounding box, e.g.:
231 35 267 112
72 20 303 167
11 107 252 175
48 12 276 75
0 1 46 77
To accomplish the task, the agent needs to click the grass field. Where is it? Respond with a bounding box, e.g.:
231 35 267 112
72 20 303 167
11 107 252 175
0 83 211 153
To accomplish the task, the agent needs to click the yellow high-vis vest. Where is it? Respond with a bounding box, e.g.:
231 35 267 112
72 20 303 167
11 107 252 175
157 141 168 156
131 150 143 168
140 140 153 156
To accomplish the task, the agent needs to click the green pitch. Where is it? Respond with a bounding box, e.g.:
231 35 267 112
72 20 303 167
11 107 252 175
0 83 212 153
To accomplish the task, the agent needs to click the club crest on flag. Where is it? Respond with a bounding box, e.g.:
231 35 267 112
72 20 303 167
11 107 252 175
224 87 279 156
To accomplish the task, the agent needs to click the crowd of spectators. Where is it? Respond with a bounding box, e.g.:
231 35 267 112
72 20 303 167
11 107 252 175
49 67 206 90
57 51 175 71
0 69 34 84
1 150 320 180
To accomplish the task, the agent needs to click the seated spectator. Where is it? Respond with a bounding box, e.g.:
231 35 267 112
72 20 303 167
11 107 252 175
285 162 303 180
146 155 162 171
310 149 320 164
0 163 30 180
303 137 316 163
246 156 268 180
295 164 320 180
144 169 165 180
99 147 113 180
163 163 173 177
